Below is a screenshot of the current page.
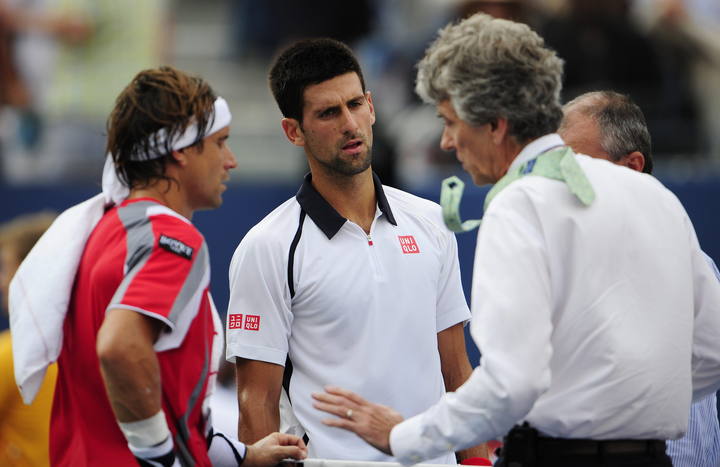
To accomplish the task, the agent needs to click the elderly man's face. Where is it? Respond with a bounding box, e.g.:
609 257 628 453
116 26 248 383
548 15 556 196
560 104 646 173
558 107 613 161
437 100 504 185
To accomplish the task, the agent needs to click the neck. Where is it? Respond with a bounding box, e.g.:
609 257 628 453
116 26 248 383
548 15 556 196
497 136 531 179
311 168 376 234
128 179 193 220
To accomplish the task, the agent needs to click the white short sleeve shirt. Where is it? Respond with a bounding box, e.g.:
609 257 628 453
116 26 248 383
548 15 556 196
226 173 470 463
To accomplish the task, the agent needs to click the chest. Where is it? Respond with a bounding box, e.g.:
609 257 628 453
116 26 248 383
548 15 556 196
289 219 442 327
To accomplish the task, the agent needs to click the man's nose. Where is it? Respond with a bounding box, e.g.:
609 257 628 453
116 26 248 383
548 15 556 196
339 106 359 134
225 148 238 170
440 128 454 151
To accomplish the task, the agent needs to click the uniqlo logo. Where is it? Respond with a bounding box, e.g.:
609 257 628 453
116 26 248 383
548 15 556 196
228 314 243 329
398 235 420 254
244 315 261 331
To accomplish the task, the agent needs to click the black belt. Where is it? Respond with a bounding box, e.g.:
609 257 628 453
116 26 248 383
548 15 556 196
500 423 668 465
536 437 666 457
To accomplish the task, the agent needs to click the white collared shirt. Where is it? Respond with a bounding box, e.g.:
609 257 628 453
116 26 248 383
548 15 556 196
226 173 468 464
390 134 720 465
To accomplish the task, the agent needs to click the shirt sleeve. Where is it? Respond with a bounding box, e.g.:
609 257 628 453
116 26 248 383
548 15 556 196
665 394 720 466
225 229 292 366
108 215 209 352
689 223 720 399
434 228 472 333
391 187 553 465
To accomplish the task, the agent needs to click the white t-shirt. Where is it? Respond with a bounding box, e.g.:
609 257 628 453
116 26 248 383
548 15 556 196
391 134 720 465
227 173 470 463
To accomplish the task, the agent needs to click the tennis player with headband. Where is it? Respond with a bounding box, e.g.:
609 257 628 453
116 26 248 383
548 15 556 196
9 66 306 466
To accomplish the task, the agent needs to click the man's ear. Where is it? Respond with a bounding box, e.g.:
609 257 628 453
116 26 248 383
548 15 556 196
366 91 376 126
171 149 188 166
490 117 509 145
281 118 305 147
623 151 646 173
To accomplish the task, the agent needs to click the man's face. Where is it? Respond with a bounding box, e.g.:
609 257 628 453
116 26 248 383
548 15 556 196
295 72 375 177
180 126 237 211
559 108 613 161
560 105 646 172
437 100 503 185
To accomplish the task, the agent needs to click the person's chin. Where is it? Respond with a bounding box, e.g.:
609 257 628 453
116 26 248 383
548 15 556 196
200 194 224 211
470 172 491 186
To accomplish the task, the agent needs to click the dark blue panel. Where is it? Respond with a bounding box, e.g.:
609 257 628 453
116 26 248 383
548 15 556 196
1 175 718 371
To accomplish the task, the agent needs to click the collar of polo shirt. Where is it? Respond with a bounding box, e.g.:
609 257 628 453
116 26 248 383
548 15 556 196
295 172 398 239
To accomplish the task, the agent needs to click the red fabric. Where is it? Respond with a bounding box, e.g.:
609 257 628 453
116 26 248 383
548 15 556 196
461 457 493 465
50 199 214 466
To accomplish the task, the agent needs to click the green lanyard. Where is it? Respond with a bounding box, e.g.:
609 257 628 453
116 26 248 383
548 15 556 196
440 146 596 233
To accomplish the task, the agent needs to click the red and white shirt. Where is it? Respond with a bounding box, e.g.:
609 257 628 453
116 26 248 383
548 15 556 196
51 198 222 466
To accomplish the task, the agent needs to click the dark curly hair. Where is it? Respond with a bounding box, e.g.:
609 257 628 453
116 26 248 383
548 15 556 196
269 38 365 123
106 66 217 189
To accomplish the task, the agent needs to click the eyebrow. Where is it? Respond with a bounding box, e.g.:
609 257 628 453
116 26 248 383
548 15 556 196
314 94 365 116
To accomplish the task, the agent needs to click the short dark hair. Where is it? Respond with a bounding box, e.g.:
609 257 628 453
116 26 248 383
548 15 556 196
269 38 366 122
564 91 653 174
106 66 217 189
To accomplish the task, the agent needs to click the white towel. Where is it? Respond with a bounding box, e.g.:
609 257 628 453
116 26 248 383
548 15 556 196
10 157 126 403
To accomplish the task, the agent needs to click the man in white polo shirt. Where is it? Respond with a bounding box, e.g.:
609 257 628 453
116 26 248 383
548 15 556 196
225 38 486 463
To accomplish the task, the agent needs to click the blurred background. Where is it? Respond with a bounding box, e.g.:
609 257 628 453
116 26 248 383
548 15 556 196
1 0 719 360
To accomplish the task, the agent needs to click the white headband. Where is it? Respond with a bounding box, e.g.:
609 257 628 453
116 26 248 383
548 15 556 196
102 96 232 205
131 96 232 161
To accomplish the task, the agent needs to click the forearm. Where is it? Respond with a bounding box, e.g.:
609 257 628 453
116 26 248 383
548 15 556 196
238 388 280 443
438 324 473 392
235 359 285 443
97 309 163 423
98 347 162 422
97 310 174 465
442 356 472 392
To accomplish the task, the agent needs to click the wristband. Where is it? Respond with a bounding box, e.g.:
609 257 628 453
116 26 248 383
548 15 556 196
129 434 174 459
118 410 171 448
208 430 247 465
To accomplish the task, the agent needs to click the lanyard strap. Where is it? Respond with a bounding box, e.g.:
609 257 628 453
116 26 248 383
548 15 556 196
440 146 596 233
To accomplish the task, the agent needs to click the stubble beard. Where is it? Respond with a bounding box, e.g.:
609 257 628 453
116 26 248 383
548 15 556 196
312 140 373 178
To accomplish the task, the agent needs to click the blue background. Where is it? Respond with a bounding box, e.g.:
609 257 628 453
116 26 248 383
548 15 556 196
2 177 719 364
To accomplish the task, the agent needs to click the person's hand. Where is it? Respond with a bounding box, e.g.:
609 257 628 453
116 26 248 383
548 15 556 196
243 432 307 467
312 385 404 455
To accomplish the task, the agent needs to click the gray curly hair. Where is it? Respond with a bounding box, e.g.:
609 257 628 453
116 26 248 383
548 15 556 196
416 13 564 143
